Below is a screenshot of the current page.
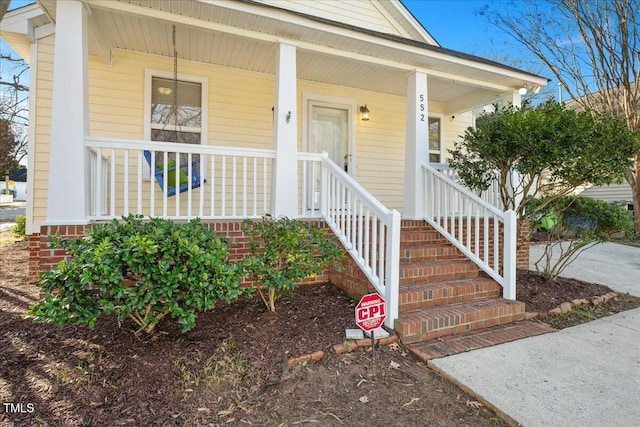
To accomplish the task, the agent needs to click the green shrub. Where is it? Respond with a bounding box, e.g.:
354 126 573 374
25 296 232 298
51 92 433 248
242 215 345 312
11 215 26 240
28 215 248 334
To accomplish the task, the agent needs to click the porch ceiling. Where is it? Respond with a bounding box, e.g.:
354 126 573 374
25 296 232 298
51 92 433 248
37 0 546 113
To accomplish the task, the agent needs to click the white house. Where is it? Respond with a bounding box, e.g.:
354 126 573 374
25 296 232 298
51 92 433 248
0 0 546 346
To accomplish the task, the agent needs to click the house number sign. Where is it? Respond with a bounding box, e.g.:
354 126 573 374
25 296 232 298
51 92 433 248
419 94 425 121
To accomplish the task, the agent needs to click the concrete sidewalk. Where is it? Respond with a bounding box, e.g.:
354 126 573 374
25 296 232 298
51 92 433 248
429 242 640 427
529 242 640 297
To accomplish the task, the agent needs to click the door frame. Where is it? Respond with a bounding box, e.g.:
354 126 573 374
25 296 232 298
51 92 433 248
302 93 357 178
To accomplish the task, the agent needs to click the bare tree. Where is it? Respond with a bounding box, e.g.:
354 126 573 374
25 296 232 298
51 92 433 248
0 47 29 187
484 0 640 232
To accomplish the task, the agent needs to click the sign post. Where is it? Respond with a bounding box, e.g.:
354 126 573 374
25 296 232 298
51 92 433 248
355 293 387 357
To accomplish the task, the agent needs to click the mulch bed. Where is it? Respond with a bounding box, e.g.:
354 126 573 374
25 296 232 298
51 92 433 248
1 240 639 426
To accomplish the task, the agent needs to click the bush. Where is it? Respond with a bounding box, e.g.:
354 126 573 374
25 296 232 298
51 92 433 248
11 214 26 240
28 215 248 334
242 215 345 312
532 196 634 280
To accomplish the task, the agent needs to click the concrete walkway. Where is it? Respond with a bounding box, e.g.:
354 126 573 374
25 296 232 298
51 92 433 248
430 242 640 427
529 242 640 297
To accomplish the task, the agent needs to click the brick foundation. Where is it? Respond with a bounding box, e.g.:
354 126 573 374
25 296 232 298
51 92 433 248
516 218 531 270
29 220 330 289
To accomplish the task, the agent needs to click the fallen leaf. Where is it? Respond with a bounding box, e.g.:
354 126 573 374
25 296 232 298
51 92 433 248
389 361 400 369
359 396 369 404
388 342 400 351
466 400 483 409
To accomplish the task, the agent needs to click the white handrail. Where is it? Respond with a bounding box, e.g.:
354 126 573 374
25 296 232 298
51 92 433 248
423 163 516 300
300 152 401 327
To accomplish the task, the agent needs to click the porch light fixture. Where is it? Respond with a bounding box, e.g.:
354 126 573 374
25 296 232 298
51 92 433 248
359 104 370 121
157 86 172 96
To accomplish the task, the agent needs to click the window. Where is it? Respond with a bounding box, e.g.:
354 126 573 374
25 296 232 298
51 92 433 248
428 117 441 163
150 77 202 144
144 71 207 176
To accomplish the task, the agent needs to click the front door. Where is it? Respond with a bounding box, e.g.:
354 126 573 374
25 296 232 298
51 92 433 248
304 101 353 211
308 103 352 174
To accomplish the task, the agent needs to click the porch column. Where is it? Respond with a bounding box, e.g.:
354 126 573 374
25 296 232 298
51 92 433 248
504 90 522 108
45 0 89 224
271 42 298 217
403 71 429 219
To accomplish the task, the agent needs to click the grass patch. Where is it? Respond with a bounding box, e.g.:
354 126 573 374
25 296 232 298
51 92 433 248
0 229 21 247
172 339 245 401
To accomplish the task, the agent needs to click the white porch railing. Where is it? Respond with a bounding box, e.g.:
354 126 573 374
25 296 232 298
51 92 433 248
423 163 516 300
299 152 401 327
86 137 275 220
432 163 504 210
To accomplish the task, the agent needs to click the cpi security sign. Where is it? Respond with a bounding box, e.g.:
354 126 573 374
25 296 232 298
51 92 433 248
355 293 387 332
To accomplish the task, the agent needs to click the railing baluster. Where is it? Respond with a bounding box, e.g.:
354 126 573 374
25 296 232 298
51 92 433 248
253 157 257 217
232 156 237 217
242 156 247 217
175 151 181 218
493 215 499 270
110 149 116 217
371 217 377 279
357 201 363 262
124 150 129 215
221 156 226 217
378 219 385 286
301 160 308 216
187 153 193 218
263 158 267 214
199 154 204 218
364 208 370 268
162 151 168 217
483 209 489 264
150 151 156 217
137 151 142 215
95 148 102 216
211 155 215 217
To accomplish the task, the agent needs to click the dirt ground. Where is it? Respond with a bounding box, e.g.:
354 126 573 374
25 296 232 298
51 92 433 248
2 240 639 426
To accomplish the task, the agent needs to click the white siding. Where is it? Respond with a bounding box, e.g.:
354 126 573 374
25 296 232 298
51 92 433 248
580 183 633 204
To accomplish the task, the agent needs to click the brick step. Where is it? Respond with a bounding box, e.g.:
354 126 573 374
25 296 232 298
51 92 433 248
400 243 467 263
400 219 433 229
398 277 501 312
400 259 479 285
395 298 526 344
406 321 555 361
400 229 448 245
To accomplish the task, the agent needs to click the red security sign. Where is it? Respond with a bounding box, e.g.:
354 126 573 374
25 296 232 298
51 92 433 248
355 293 387 332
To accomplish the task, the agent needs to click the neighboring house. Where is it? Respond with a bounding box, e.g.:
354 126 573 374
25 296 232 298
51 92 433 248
0 0 546 346
579 183 634 211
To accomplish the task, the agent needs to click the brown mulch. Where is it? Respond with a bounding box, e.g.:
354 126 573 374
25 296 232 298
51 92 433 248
1 240 639 426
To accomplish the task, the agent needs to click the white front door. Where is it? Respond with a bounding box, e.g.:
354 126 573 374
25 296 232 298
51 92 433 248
303 99 354 212
307 103 352 174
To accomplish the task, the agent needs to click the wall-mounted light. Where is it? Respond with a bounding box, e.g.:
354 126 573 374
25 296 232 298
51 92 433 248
518 84 542 96
157 86 173 96
359 104 370 121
